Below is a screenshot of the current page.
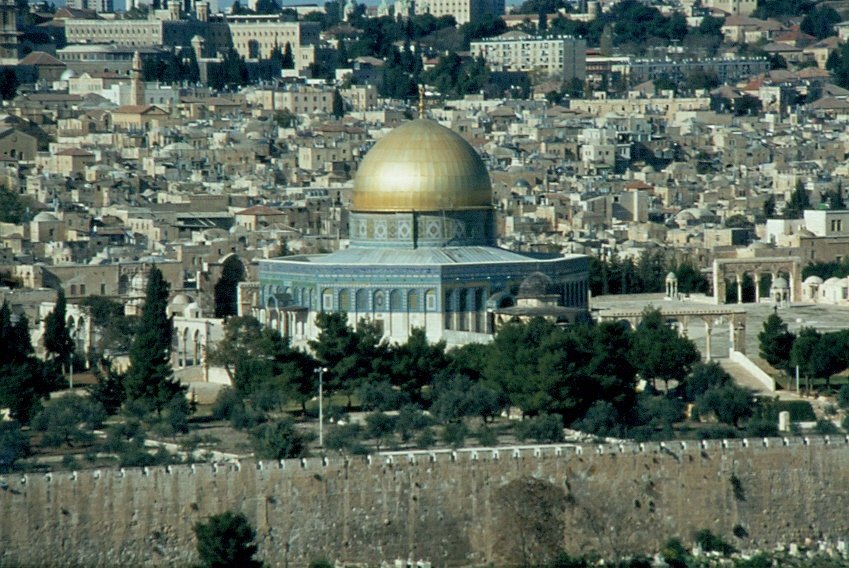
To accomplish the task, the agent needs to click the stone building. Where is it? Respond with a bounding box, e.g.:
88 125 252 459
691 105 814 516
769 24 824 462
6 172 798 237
258 116 588 346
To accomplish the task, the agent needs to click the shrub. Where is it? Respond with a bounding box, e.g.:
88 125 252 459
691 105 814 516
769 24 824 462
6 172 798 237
212 387 243 421
441 421 468 448
693 528 735 554
250 419 310 460
516 414 565 443
415 428 436 448
194 511 263 568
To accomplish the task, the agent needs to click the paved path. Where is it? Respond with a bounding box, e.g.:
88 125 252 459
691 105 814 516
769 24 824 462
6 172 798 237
718 358 784 399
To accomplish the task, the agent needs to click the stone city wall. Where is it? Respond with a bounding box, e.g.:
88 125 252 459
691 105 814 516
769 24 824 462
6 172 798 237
3 437 849 567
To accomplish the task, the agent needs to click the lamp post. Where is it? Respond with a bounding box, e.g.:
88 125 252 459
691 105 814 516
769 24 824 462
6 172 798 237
315 367 327 448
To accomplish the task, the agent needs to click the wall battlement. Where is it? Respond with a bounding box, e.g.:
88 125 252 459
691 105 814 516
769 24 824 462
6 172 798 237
3 437 849 567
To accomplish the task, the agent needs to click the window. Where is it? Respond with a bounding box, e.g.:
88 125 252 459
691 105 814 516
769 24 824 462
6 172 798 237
339 289 351 311
356 289 368 311
322 288 332 311
425 289 436 311
389 290 402 311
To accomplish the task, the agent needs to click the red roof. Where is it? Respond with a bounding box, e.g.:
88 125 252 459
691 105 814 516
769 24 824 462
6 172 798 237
19 51 65 67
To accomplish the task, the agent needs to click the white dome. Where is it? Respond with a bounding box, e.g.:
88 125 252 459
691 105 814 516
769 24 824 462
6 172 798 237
183 302 201 318
33 212 58 222
804 275 824 285
771 277 789 289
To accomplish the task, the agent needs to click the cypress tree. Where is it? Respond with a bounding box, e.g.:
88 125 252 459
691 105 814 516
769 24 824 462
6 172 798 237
124 266 185 415
43 289 74 369
0 302 47 423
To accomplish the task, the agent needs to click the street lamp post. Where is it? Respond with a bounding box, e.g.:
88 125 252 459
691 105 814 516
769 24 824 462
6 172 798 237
315 367 327 448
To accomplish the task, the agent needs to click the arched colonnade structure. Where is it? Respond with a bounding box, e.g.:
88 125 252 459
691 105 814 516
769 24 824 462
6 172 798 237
596 306 747 362
712 257 801 305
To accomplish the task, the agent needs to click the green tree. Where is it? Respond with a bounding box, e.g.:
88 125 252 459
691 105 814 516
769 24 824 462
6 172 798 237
696 384 753 427
681 362 731 402
80 296 135 356
0 303 49 424
209 316 316 412
674 262 708 294
0 187 37 224
788 327 847 391
214 256 245 318
43 289 74 370
821 188 846 210
758 310 795 372
629 308 700 390
250 418 310 459
801 6 840 40
310 312 391 406
31 395 106 448
762 194 776 219
88 363 126 415
390 328 448 404
124 267 185 415
365 411 396 451
0 68 18 100
194 511 263 568
0 420 29 472
280 41 295 69
332 88 345 118
784 181 810 219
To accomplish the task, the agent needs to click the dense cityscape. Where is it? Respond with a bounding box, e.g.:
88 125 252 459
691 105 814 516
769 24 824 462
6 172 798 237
5 0 849 564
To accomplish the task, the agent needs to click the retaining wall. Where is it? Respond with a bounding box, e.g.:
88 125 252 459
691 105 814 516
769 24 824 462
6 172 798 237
3 438 849 567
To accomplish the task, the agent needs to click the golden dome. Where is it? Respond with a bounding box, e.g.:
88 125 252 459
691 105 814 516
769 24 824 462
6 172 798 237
353 119 492 212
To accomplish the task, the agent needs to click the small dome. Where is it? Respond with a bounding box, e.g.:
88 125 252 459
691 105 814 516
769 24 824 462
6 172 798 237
824 277 842 286
771 277 789 289
518 272 556 298
804 275 824 285
666 271 678 281
184 302 201 318
60 68 78 80
170 293 192 305
352 119 492 212
33 212 58 222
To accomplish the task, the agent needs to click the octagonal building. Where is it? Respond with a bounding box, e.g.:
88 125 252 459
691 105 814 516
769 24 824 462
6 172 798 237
257 117 589 345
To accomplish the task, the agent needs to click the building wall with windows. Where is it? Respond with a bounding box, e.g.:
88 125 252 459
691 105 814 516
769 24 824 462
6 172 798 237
471 33 586 81
415 0 505 25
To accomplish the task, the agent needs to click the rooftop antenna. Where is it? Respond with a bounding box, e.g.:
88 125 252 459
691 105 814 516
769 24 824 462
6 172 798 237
418 84 425 119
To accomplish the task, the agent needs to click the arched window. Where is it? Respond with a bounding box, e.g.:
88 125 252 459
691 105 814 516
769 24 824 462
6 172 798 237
407 290 419 311
356 289 368 311
322 288 333 311
425 289 436 311
373 290 385 312
390 290 402 311
339 289 351 312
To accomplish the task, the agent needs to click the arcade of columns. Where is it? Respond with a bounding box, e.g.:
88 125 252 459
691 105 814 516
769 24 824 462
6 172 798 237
596 306 748 361
712 257 801 305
